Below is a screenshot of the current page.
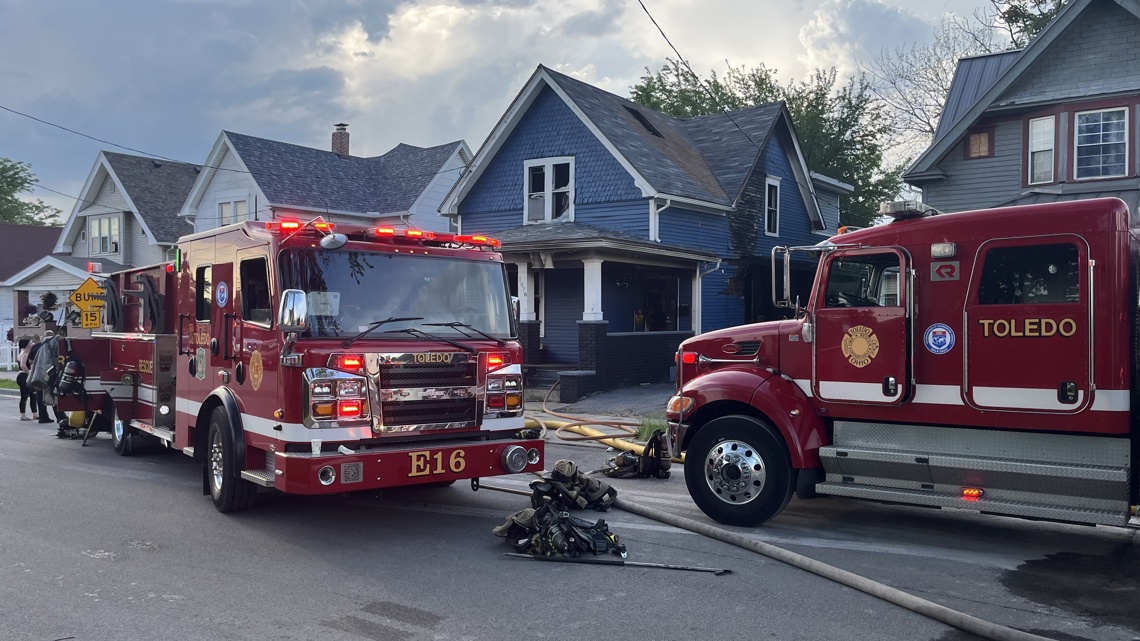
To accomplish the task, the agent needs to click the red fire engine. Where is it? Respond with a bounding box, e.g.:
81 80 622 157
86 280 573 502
59 218 543 512
667 197 1140 528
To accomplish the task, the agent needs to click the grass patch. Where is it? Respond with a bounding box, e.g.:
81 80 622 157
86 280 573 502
0 379 19 390
635 417 667 441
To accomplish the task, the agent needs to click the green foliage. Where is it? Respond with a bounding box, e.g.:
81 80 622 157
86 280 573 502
630 60 902 227
0 158 61 225
40 291 58 310
993 0 1067 47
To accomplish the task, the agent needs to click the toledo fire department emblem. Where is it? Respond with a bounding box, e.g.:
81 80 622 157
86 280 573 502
249 349 264 391
841 325 879 369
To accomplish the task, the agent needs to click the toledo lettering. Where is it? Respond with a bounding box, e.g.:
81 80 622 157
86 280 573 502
978 317 1077 338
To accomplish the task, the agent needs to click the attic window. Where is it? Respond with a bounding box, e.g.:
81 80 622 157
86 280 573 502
624 106 663 138
524 157 574 223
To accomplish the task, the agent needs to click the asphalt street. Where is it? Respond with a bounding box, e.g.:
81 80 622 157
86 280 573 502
0 394 1137 641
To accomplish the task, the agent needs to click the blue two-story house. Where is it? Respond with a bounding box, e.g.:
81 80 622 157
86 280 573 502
442 65 852 400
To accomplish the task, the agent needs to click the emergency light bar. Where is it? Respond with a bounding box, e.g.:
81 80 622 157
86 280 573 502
264 217 502 249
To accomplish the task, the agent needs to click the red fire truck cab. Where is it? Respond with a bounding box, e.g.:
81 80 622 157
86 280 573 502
667 197 1139 528
60 219 543 512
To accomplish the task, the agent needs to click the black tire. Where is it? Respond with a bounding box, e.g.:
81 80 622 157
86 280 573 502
684 414 793 526
207 407 257 513
111 409 133 456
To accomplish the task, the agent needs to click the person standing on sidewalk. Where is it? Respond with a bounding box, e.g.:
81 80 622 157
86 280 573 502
16 338 37 421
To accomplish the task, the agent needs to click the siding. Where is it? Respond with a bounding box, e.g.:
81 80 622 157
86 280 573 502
998 0 1140 106
196 145 255 232
575 199 649 236
701 268 744 332
924 119 1024 212
73 173 129 258
411 150 464 232
541 268 582 363
459 86 642 231
816 189 840 233
753 136 818 253
658 206 730 255
21 270 82 290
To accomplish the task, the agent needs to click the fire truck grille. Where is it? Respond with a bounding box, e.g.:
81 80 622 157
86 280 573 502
378 362 477 426
378 362 474 388
381 398 477 426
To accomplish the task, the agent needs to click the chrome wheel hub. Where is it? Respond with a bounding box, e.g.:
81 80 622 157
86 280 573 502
704 439 766 505
210 430 224 494
113 419 124 442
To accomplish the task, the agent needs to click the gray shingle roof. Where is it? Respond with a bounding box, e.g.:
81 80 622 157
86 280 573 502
54 254 127 273
224 132 462 216
0 224 61 280
103 152 199 243
931 50 1022 142
542 67 782 207
492 221 717 259
996 188 1140 226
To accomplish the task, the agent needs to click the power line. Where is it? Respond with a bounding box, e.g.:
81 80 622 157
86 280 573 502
633 0 765 152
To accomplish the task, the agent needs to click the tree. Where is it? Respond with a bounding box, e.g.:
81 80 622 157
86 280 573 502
630 60 902 227
863 15 1002 158
0 158 61 225
993 0 1067 47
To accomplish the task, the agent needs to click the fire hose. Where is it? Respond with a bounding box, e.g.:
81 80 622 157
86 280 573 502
513 382 1054 641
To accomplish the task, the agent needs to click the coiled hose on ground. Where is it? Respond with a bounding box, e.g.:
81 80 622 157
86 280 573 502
519 382 1054 641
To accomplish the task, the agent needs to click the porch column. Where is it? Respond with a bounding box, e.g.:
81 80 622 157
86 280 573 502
582 258 604 321
513 261 535 321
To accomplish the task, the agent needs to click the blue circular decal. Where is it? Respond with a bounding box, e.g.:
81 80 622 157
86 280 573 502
923 323 955 355
216 281 229 308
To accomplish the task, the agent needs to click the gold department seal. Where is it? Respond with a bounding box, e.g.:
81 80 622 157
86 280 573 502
249 349 264 391
841 325 879 368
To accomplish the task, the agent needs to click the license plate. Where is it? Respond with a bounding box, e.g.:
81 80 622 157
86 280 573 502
407 448 466 477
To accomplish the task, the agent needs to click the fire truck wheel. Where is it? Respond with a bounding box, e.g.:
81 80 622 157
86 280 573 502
110 409 133 456
207 407 257 513
684 415 793 526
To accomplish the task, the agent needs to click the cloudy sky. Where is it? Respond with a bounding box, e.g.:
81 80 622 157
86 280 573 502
1 0 985 216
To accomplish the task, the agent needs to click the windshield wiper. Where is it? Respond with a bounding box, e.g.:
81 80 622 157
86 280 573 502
341 317 424 348
423 321 506 346
382 328 477 354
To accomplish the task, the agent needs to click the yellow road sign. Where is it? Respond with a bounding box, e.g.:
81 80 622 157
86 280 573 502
69 277 106 312
81 310 101 329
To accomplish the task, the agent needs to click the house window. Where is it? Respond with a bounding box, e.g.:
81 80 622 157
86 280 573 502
1028 116 1055 184
764 178 780 236
524 157 573 223
219 199 248 226
966 129 993 159
1075 108 1127 179
88 215 120 255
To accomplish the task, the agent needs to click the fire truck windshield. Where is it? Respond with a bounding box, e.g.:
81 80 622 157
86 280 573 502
279 248 514 339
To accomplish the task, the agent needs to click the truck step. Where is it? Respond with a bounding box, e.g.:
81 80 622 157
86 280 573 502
815 482 1130 527
240 469 275 487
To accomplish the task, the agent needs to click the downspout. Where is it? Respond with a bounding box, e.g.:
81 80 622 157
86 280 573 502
693 258 722 335
652 197 673 242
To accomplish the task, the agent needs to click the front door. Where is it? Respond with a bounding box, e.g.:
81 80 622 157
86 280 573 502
964 236 1091 412
812 248 910 405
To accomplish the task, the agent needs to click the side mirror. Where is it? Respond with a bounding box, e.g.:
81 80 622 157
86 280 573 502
279 289 308 332
510 295 521 325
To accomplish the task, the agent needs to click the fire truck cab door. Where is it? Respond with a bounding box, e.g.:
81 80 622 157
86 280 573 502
964 236 1091 412
812 247 910 405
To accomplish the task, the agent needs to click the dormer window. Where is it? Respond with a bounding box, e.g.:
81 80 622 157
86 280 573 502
88 214 120 255
524 157 574 223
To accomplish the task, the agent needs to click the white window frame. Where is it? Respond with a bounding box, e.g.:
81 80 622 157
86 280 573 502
523 157 574 224
764 177 780 237
88 214 120 256
1027 116 1055 185
214 189 250 227
1073 107 1128 181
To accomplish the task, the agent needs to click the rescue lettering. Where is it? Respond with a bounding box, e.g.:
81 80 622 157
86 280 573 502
978 318 1077 338
413 352 453 364
138 359 154 374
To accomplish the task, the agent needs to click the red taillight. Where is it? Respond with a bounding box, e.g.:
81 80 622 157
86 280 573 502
334 354 364 372
487 395 506 409
680 352 698 365
961 488 984 501
337 400 363 418
165 263 174 273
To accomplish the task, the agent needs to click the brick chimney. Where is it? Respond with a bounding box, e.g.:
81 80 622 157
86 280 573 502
332 123 350 156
